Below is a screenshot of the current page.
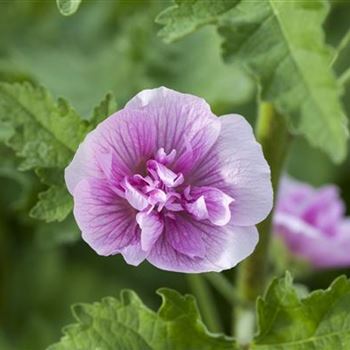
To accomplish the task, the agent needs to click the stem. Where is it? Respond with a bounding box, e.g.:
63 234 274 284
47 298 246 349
339 68 350 87
186 274 222 333
204 272 240 306
233 102 291 339
330 29 350 67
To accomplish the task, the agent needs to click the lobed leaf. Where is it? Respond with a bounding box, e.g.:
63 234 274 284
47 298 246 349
48 289 236 350
0 82 90 170
30 185 73 223
156 0 238 43
157 0 348 162
0 82 114 222
253 273 350 349
90 91 118 127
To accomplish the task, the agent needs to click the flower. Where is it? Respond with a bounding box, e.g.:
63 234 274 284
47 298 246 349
65 87 272 272
274 176 350 268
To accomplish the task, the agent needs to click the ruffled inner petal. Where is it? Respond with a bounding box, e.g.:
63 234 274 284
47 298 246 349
147 160 184 188
136 211 164 252
185 196 209 221
188 186 234 226
123 178 149 211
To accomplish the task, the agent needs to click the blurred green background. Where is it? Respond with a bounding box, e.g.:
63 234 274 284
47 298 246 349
1 1 350 349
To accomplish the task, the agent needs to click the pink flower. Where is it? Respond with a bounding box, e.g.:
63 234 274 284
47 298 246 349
65 87 272 272
274 177 350 268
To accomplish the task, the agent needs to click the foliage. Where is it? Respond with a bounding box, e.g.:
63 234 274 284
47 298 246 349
157 0 349 162
1 1 350 350
253 273 350 349
48 274 350 349
49 289 234 350
0 82 111 222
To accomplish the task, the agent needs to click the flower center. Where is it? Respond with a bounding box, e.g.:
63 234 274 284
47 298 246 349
120 148 234 227
121 148 185 219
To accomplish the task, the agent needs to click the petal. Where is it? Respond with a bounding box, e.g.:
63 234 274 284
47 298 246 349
118 240 148 266
275 214 350 269
185 196 209 222
301 186 344 233
190 115 272 226
136 211 164 252
125 87 221 174
165 214 206 258
276 177 345 236
188 186 234 226
276 176 315 216
313 219 350 268
147 216 258 273
65 87 221 195
155 148 176 165
73 178 139 256
97 151 129 191
65 108 159 194
123 179 149 211
147 160 184 188
64 130 104 194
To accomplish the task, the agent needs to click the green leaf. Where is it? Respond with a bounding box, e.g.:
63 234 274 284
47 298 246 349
156 0 238 43
157 0 348 162
0 82 90 170
56 0 82 16
48 289 236 350
0 82 91 222
253 273 350 349
90 91 117 127
0 83 120 222
30 185 73 222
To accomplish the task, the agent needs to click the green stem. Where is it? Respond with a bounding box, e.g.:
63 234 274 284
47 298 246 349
339 68 350 87
233 102 291 339
204 272 240 306
331 29 350 67
186 274 222 333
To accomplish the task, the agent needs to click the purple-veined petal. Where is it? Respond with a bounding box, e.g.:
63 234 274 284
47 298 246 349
126 87 222 174
65 130 104 194
147 215 258 273
155 148 176 165
97 151 129 191
123 178 149 211
147 160 184 188
136 211 164 252
66 108 159 194
190 115 272 226
73 178 139 256
185 196 209 222
188 186 234 226
165 214 206 259
118 240 148 266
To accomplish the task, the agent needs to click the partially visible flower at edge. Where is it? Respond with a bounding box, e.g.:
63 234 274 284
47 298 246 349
274 176 350 269
65 87 272 273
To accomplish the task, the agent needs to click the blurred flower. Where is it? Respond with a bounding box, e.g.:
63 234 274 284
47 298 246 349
274 177 350 268
65 87 272 272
